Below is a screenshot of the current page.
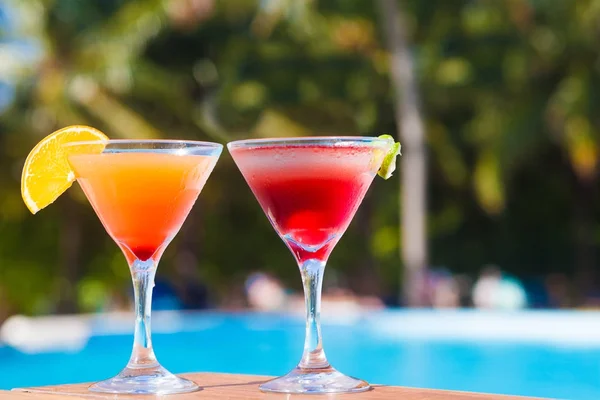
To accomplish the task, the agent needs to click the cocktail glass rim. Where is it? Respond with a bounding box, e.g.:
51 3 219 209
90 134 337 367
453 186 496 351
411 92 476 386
227 135 392 149
65 138 224 150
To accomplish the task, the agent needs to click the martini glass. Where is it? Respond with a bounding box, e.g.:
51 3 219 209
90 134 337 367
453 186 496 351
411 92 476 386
65 140 222 394
228 136 392 394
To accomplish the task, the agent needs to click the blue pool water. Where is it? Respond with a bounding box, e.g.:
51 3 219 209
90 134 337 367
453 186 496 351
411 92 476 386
1 310 599 399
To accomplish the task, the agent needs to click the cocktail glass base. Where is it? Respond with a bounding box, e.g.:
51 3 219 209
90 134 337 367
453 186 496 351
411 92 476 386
259 366 370 394
89 364 199 395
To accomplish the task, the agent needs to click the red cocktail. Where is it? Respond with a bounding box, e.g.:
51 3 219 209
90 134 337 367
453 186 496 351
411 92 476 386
229 136 393 394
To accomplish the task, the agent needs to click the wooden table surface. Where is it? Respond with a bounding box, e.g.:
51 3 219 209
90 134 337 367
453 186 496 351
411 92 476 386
0 373 546 400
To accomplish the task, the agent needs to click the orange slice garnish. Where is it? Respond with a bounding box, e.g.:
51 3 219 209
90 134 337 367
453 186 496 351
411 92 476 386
21 125 108 214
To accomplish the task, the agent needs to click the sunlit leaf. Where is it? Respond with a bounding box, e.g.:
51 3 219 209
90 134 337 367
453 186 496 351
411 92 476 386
473 151 505 214
564 116 598 181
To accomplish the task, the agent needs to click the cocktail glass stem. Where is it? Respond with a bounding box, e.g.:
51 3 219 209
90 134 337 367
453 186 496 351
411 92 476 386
88 258 198 394
128 260 158 368
258 258 369 394
299 259 329 369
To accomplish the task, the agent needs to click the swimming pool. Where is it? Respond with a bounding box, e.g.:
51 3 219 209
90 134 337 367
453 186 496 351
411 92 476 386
1 310 598 399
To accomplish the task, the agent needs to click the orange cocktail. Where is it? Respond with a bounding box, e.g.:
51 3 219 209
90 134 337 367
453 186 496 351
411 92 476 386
69 152 216 262
66 140 221 395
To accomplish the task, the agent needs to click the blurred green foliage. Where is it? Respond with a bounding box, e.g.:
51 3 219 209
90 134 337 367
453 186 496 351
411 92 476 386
0 0 599 316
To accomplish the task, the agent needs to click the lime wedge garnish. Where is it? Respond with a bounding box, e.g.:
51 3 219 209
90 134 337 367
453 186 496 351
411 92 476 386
377 135 401 180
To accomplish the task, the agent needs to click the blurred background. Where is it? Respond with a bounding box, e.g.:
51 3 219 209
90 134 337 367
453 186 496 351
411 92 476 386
0 0 600 398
